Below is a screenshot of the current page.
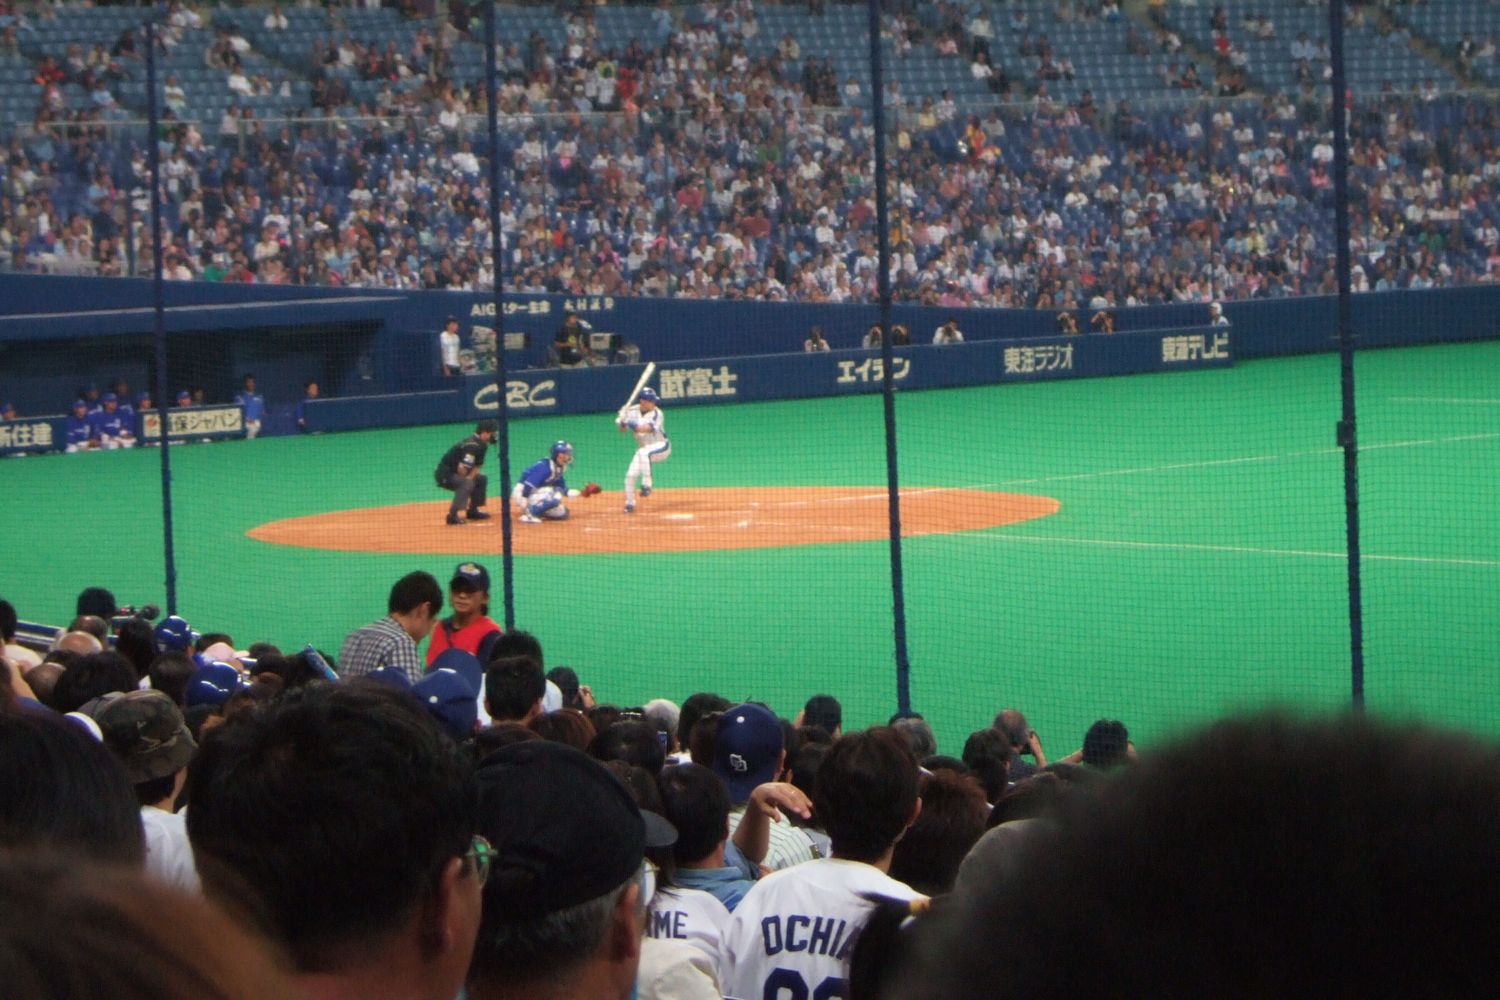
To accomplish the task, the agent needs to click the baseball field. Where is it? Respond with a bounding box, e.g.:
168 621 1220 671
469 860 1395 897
12 338 1499 752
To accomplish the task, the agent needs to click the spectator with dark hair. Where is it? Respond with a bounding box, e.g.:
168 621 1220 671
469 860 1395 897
468 721 542 762
674 692 730 763
0 710 145 864
962 727 1014 803
485 654 546 723
889 770 990 895
0 854 294 1000
992 708 1046 781
591 719 667 775
187 683 482 1000
0 598 41 671
1081 718 1133 770
113 617 157 681
469 740 688 1000
75 585 117 620
528 707 597 751
337 570 443 683
547 665 594 710
720 727 924 999
52 650 138 713
86 689 199 891
799 693 842 736
887 714 1500 998
658 763 757 912
491 628 543 666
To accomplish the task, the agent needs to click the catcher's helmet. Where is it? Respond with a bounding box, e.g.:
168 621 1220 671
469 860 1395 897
551 440 574 461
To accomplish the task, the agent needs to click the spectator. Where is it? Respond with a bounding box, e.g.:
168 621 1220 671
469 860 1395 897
992 708 1046 782
799 693 842 736
485 654 546 724
187 683 482 1000
468 740 689 1000
52 650 138 713
1080 718 1134 770
932 317 965 344
804 326 831 352
886 714 1500 998
888 769 990 895
337 570 443 683
426 562 503 666
892 716 936 760
961 728 1014 803
0 854 294 999
0 710 145 864
87 689 199 892
713 703 817 871
440 315 462 377
658 763 758 912
720 727 924 998
672 692 730 764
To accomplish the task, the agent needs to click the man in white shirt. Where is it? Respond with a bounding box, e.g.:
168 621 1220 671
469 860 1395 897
87 689 200 892
719 728 924 1000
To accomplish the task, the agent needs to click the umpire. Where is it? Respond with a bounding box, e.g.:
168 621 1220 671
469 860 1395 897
435 419 496 526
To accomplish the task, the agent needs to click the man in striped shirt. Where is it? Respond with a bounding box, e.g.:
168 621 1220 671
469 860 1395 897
338 571 444 684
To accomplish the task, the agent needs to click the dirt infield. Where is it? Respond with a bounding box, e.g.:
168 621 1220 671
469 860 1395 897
247 487 1060 555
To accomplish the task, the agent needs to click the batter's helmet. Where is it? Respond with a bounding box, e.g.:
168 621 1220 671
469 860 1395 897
639 388 660 404
551 440 574 460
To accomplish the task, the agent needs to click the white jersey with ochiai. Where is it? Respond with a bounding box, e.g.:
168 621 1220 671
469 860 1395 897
719 858 922 1000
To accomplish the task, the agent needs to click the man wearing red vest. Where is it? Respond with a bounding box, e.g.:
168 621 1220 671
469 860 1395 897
426 562 502 667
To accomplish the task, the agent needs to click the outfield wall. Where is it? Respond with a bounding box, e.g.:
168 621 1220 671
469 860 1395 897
1 275 1496 432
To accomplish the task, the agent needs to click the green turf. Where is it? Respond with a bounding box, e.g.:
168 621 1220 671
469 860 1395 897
9 340 1498 752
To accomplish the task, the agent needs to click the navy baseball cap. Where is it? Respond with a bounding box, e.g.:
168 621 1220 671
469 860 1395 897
176 390 192 403
639 387 660 404
365 666 414 691
475 741 676 920
412 667 478 741
185 661 249 708
451 562 491 593
101 392 117 403
153 615 199 654
429 648 483 699
713 703 785 804
72 399 87 411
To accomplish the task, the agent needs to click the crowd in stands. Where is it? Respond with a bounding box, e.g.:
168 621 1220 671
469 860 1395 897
7 571 1500 998
2 0 1499 315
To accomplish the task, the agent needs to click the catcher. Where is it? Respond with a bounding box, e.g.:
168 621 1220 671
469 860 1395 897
511 440 602 523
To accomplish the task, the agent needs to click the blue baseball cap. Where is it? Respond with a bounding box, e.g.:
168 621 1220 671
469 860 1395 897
412 667 478 741
153 615 199 654
712 703 785 804
185 661 249 708
429 648 483 699
639 387 660 404
72 399 87 411
176 390 192 403
101 392 117 403
365 666 414 691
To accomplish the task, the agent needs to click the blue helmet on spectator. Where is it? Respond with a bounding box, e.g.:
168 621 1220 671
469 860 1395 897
185 661 249 708
154 615 199 654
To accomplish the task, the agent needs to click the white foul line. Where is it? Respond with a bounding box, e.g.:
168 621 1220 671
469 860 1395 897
970 533 1500 569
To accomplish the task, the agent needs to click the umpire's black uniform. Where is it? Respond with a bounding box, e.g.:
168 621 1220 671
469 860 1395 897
435 420 496 524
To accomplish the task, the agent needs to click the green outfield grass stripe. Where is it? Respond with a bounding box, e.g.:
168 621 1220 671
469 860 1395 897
1390 397 1500 405
969 534 1500 569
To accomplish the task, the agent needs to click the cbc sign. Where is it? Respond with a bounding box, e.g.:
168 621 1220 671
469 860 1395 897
473 380 557 411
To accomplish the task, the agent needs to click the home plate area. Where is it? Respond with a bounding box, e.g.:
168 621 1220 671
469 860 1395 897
247 487 1060 555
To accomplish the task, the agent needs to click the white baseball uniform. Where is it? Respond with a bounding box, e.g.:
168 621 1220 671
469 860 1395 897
647 886 730 977
719 858 922 1000
621 403 670 505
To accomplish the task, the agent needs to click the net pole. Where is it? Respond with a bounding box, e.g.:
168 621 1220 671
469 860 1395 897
146 18 179 615
866 0 912 717
485 1 516 629
1327 0 1365 709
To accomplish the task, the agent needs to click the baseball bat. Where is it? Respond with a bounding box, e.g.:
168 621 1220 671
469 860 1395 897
617 361 657 422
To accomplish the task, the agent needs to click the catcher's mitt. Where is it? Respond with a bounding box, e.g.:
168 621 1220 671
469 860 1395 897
581 482 602 497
